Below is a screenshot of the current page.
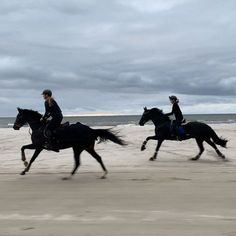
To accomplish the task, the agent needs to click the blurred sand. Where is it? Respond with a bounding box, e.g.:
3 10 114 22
0 124 236 236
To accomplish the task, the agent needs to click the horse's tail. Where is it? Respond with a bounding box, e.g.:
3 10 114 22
94 129 127 146
210 128 228 148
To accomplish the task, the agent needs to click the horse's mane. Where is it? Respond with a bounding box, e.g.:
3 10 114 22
150 108 164 115
23 109 43 119
150 108 170 120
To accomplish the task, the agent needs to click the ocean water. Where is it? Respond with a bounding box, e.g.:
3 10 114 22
1 114 236 128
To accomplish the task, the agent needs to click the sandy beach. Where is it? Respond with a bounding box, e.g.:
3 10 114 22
0 123 236 236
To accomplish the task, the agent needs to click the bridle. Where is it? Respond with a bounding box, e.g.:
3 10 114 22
14 123 22 129
141 110 151 124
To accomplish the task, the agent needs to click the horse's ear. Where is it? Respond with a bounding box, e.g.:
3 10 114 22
17 107 22 113
144 107 147 111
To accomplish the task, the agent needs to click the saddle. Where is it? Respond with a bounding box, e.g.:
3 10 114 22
43 122 70 137
60 121 70 128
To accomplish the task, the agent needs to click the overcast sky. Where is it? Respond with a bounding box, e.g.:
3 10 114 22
0 0 236 116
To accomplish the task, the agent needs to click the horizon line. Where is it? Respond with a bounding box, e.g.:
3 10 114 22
1 113 236 118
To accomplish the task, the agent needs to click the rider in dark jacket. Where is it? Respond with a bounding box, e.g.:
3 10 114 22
166 96 184 125
41 89 63 150
166 95 185 139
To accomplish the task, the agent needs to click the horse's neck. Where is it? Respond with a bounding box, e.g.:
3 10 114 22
151 114 168 126
27 119 42 131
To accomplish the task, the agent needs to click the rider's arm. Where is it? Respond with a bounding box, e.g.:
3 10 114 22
42 102 51 120
165 105 174 116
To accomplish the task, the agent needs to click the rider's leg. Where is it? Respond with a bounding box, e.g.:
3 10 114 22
170 121 178 140
175 120 183 141
44 117 61 151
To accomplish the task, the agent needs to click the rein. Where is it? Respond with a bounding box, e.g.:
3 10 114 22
27 120 43 135
28 127 32 136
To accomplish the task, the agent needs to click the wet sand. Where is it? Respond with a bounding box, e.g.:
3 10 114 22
0 124 236 235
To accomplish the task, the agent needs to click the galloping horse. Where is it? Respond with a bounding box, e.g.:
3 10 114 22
13 108 126 178
139 107 228 161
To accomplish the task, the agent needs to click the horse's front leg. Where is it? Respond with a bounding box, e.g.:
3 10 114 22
141 136 157 151
21 144 36 167
21 148 43 175
150 139 164 161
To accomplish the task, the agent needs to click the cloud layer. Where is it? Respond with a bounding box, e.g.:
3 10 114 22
0 0 236 116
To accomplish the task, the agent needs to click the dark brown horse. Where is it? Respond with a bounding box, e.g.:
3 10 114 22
13 108 126 179
139 107 228 161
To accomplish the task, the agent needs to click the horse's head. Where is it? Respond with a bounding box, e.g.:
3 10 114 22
13 108 27 130
139 107 152 126
139 107 167 126
13 108 42 130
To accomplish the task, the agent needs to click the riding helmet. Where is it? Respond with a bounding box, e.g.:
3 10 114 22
169 95 178 101
42 89 52 97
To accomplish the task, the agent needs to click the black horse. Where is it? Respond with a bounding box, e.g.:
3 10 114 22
13 108 126 178
139 107 228 161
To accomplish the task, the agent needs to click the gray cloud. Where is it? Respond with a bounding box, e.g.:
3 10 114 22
0 0 236 116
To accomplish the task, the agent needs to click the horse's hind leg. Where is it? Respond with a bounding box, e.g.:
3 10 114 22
87 147 108 179
62 147 83 180
72 147 84 176
150 139 164 161
205 139 226 159
191 139 204 161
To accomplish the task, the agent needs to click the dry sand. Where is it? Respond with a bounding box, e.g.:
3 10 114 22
0 124 236 236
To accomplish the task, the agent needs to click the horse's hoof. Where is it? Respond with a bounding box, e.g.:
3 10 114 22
20 171 26 175
221 155 226 159
149 157 155 161
24 161 28 167
141 146 146 151
101 171 108 179
22 154 26 160
190 157 198 161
